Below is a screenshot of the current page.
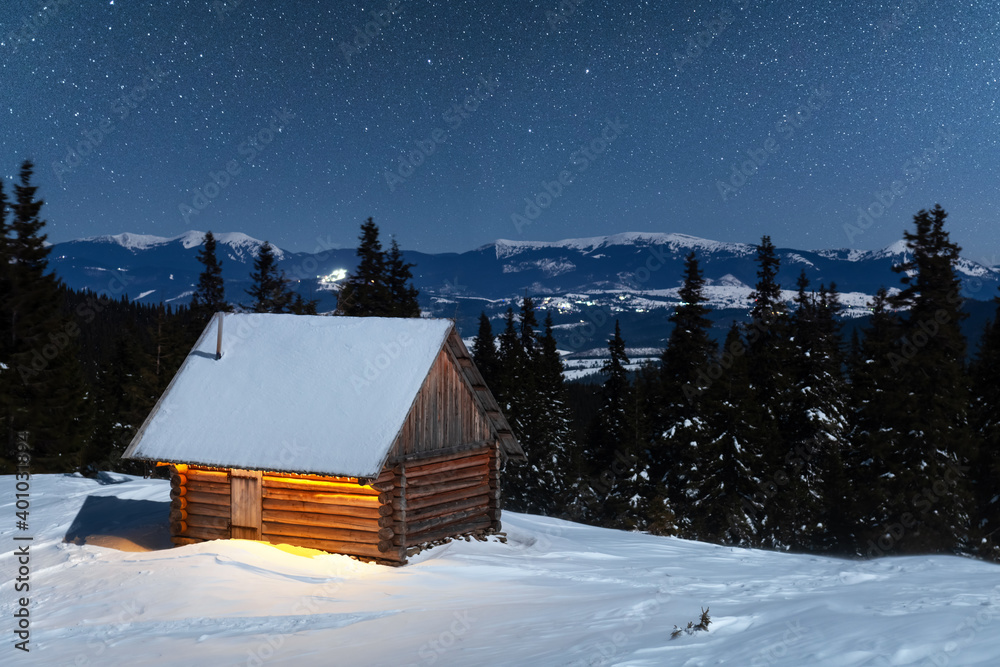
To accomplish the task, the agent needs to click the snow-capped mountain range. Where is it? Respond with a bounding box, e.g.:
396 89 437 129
49 231 1000 351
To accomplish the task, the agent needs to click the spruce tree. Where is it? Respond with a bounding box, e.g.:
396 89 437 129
77 297 197 475
337 217 391 316
785 273 849 551
496 306 529 510
495 307 521 412
516 297 542 506
0 179 12 470
190 231 230 322
782 272 821 548
582 321 637 526
744 235 792 548
246 241 295 313
519 296 539 359
886 205 972 554
970 291 1000 561
811 283 851 552
0 179 11 359
846 289 906 555
288 292 319 315
503 297 545 513
471 312 499 387
385 238 420 317
632 360 674 534
82 331 148 473
2 161 91 471
655 252 717 536
697 324 765 546
534 312 578 517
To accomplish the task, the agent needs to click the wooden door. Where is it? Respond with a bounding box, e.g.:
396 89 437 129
230 469 262 540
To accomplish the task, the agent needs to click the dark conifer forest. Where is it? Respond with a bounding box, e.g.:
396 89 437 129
1 161 997 562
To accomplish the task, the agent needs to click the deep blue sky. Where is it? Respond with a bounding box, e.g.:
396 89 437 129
2 1 998 260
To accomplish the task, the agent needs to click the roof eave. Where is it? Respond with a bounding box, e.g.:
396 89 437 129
444 330 526 461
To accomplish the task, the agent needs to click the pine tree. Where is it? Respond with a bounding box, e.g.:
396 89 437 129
246 241 295 313
2 161 91 471
385 238 420 317
970 291 1000 561
886 205 972 554
337 218 391 316
655 252 717 536
190 231 230 322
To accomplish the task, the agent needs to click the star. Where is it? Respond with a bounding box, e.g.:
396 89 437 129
0 0 994 257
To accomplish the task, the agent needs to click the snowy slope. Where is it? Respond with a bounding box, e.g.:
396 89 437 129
3 474 1000 666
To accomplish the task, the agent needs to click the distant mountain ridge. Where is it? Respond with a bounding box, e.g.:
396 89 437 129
77 231 287 259
49 230 1000 351
488 232 753 260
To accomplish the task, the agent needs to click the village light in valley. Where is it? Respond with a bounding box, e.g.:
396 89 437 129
319 268 348 285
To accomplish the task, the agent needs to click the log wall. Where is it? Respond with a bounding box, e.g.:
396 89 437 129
390 347 494 459
167 433 502 564
169 465 405 563
379 445 499 549
260 471 402 563
169 464 232 545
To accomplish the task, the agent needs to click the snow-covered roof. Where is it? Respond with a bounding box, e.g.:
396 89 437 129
124 314 504 478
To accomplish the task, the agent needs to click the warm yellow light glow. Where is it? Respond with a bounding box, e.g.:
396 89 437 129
264 474 376 494
266 542 327 558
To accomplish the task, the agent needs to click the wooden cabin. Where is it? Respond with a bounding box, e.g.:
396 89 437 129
123 313 523 565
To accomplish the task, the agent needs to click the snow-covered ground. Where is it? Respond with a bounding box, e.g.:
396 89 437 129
4 474 1000 666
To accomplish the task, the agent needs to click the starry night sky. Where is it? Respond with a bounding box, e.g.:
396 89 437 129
2 0 998 258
